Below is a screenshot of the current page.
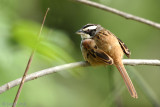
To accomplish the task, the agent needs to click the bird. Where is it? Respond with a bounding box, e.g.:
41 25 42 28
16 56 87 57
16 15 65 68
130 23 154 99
76 24 138 98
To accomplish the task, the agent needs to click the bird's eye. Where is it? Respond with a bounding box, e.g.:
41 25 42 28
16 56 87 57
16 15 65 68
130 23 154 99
82 25 97 36
89 29 96 36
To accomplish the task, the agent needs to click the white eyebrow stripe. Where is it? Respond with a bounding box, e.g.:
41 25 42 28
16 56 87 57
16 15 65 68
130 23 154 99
83 26 97 31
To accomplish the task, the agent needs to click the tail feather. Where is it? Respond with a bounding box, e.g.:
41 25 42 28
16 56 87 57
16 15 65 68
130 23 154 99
115 62 138 98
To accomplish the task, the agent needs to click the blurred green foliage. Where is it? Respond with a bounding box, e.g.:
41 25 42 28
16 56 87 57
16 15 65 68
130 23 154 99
0 0 160 107
12 21 75 63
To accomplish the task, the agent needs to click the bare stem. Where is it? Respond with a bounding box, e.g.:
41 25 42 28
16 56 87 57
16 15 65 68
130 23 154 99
12 8 50 107
0 59 160 95
75 0 160 29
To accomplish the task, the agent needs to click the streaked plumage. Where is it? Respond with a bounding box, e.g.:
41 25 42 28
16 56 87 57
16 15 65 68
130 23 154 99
76 24 138 98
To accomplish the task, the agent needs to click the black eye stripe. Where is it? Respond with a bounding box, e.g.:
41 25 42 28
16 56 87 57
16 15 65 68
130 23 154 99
83 29 96 37
84 29 95 33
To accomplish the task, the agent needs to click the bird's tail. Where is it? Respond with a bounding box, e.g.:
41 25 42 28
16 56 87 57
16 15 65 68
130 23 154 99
115 61 138 98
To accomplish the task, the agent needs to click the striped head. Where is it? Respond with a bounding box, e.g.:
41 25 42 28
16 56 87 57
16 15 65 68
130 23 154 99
76 24 103 39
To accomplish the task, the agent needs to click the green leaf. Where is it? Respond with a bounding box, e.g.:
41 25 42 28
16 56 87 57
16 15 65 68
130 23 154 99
12 20 75 63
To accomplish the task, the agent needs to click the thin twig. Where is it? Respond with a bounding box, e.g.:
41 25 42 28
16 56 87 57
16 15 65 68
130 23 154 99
75 0 160 29
123 59 160 66
1 59 160 95
12 8 50 107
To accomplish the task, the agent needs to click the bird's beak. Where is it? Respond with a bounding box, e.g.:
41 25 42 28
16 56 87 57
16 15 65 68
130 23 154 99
76 29 84 35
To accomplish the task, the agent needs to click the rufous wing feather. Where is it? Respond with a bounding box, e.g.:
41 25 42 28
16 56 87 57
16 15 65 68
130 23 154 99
93 50 113 65
82 39 113 65
115 61 138 98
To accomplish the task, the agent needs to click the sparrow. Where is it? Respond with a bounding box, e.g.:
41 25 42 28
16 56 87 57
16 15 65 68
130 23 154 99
76 24 138 98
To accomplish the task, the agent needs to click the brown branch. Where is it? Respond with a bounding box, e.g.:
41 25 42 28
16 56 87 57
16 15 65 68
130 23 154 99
0 59 160 95
75 0 160 29
12 8 50 107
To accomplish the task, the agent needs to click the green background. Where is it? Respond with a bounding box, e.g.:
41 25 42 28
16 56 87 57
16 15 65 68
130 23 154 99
0 0 160 107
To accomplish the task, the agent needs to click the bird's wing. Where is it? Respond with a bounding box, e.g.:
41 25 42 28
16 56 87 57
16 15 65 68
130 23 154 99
82 39 113 65
116 37 131 58
101 29 131 58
